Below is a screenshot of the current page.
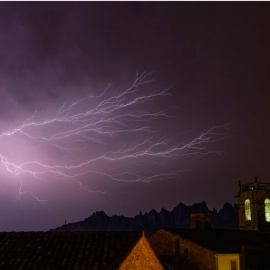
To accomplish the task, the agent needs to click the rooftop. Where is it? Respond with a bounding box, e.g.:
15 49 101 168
162 228 270 254
0 231 142 269
238 177 270 193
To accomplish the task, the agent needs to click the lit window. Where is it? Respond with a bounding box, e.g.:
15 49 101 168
265 199 270 222
245 199 251 221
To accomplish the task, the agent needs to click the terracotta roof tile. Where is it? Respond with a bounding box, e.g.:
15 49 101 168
0 231 142 269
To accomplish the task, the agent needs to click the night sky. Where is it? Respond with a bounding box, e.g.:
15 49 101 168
0 2 270 231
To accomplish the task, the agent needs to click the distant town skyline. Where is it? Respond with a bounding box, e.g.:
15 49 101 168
0 2 269 231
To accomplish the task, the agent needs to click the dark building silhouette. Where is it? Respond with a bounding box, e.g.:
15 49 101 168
149 228 270 270
190 213 212 230
238 177 270 231
148 179 270 270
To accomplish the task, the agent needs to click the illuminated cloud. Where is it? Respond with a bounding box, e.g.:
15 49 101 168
0 72 228 201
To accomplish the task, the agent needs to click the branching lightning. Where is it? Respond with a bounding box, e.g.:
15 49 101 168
0 72 229 200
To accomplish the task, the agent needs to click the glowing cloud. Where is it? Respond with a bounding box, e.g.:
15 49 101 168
0 72 229 200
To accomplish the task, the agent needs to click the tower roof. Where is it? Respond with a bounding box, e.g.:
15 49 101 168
238 177 270 194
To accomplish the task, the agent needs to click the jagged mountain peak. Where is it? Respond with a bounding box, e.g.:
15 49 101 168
52 201 238 233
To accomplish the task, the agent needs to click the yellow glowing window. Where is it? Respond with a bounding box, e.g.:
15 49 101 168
265 199 270 222
245 199 251 221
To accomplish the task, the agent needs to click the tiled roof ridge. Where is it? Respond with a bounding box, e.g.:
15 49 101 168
113 231 144 269
0 230 144 269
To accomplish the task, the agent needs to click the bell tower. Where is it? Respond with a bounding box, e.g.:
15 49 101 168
238 177 270 231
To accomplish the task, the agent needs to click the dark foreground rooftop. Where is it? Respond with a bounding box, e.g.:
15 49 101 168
0 231 142 270
163 228 270 253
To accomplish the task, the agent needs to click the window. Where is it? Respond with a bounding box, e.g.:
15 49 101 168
245 199 251 221
230 260 237 270
174 238 180 254
184 248 188 258
265 199 270 222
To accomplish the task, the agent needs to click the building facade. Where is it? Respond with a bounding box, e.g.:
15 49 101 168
238 177 270 231
149 228 270 270
148 229 240 270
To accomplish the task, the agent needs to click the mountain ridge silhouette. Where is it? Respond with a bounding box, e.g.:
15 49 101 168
52 201 238 234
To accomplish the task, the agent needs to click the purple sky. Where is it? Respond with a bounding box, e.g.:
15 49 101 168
0 2 270 231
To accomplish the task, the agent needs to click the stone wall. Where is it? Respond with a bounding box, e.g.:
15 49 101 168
148 229 217 270
178 237 216 270
148 229 176 255
119 234 164 270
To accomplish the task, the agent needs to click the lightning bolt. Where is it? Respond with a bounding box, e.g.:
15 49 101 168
0 72 229 201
